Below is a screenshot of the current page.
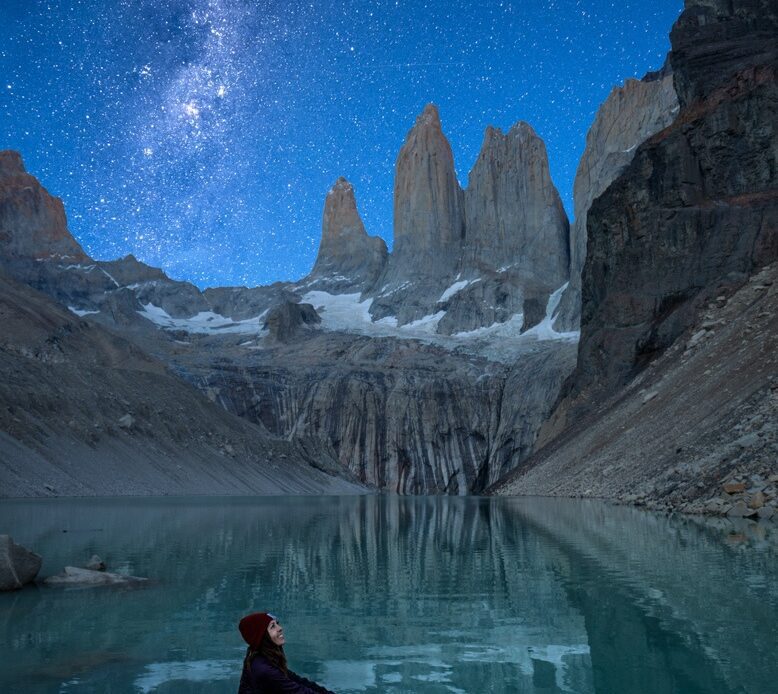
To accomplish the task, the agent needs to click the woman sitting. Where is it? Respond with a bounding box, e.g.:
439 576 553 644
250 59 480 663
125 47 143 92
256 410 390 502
238 612 335 693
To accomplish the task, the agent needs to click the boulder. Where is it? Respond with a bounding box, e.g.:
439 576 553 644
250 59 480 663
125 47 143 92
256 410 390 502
0 535 42 590
748 491 766 510
726 501 757 519
263 301 321 342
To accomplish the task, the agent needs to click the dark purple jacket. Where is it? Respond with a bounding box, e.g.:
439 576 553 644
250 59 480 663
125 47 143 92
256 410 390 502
238 653 334 694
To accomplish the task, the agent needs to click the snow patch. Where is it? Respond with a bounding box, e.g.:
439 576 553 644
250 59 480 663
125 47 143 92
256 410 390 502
138 303 264 334
68 306 99 317
100 268 120 287
438 279 474 303
521 282 579 342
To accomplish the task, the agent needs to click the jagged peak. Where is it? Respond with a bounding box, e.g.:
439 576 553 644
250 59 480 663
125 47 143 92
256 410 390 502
0 150 26 178
477 121 542 158
326 176 354 197
414 103 442 129
506 120 538 139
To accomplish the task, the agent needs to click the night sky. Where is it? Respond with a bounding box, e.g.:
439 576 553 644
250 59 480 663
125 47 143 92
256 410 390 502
1 0 683 288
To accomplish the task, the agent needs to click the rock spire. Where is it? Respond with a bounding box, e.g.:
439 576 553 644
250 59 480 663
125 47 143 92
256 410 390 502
390 103 465 279
463 121 569 287
308 177 387 291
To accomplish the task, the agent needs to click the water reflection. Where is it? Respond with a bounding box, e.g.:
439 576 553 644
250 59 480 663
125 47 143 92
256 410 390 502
0 496 775 693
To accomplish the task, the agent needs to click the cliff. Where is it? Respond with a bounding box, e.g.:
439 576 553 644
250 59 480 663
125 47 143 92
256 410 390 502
493 0 778 517
554 68 678 330
0 151 89 263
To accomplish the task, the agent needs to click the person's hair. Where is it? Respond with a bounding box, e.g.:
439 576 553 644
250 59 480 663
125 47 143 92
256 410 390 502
245 632 288 676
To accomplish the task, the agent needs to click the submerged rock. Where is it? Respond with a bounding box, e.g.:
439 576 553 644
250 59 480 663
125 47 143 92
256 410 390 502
44 566 148 587
0 535 42 590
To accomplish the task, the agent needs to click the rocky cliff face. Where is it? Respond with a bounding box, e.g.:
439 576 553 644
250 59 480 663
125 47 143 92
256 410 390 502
463 122 569 286
554 67 678 330
389 103 465 280
568 0 778 407
306 177 387 292
0 151 89 263
369 105 571 335
495 0 778 510
172 331 576 494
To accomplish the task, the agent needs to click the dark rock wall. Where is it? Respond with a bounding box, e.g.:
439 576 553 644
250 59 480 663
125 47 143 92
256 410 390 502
568 0 777 406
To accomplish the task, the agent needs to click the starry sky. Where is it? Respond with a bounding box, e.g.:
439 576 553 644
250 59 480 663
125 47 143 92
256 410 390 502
0 0 683 288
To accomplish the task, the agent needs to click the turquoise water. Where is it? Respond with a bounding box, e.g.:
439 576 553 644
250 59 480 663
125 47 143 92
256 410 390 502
0 495 776 693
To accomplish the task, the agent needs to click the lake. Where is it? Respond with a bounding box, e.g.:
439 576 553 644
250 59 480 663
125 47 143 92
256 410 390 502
0 495 776 693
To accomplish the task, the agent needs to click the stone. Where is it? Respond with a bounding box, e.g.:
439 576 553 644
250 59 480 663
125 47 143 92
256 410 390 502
749 491 766 509
642 391 658 404
263 301 321 342
0 535 42 590
687 329 708 348
44 566 148 586
726 501 757 518
118 414 135 429
757 506 774 520
735 433 760 449
723 481 746 494
85 554 106 571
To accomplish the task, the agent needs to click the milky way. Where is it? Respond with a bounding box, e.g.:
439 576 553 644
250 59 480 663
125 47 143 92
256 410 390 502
0 0 682 287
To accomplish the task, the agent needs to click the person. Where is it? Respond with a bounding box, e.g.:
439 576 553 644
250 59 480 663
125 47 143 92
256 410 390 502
238 611 335 694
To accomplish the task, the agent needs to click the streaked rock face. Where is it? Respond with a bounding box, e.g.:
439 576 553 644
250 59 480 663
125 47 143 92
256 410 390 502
463 121 569 288
0 150 89 262
387 103 465 282
554 68 678 330
308 177 387 292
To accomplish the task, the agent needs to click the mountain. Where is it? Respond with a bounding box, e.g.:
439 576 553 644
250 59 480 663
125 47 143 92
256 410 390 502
0 268 365 497
369 104 571 336
492 0 778 517
0 98 578 496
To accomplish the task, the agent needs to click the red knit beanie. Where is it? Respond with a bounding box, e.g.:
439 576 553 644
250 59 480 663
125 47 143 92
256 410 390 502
239 612 277 648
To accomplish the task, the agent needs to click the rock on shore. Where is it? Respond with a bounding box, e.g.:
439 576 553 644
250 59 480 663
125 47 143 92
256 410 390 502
0 535 42 590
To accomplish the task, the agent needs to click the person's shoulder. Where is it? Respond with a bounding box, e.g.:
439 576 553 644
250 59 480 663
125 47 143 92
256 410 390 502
249 654 278 675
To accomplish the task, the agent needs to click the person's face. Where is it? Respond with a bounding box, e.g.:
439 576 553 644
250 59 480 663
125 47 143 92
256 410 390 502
267 619 285 646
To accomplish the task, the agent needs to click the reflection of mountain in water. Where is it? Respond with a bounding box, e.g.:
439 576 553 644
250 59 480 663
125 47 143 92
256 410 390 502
1 497 776 693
